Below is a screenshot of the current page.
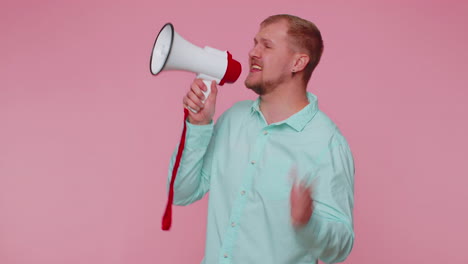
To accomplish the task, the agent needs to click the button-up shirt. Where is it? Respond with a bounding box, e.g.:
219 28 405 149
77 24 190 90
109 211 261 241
168 92 355 264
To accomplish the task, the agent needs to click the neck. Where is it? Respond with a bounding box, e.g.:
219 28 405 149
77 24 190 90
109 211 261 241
259 82 309 125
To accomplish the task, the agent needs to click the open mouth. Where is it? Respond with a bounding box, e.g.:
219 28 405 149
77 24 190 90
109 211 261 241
250 64 262 72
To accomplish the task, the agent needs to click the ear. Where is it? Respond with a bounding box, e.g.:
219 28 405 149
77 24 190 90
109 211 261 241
291 54 310 73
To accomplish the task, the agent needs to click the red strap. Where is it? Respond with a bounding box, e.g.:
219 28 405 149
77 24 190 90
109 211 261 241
162 108 189 231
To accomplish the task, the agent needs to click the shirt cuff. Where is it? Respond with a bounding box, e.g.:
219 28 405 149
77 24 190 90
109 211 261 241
185 119 214 149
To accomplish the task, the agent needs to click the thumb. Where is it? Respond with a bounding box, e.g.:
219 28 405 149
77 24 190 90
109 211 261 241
207 81 218 103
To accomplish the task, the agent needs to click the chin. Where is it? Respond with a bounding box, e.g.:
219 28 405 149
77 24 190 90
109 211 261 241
245 76 258 88
245 82 265 95
245 76 269 95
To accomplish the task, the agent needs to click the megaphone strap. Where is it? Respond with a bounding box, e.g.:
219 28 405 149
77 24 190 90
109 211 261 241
162 108 189 231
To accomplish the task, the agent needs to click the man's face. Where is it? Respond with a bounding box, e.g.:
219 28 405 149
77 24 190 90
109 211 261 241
245 20 295 95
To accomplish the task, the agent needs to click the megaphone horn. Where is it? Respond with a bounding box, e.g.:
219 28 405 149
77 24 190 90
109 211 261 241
150 23 242 100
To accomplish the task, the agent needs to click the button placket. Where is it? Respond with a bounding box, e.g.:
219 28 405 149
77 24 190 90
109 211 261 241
220 126 270 263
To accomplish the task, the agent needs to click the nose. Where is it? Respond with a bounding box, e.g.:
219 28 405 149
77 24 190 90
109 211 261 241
249 45 261 59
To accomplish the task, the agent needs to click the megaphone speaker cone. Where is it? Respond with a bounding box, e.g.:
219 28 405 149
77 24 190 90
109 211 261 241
150 23 174 75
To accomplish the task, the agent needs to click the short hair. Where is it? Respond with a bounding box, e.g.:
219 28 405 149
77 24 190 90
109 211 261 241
261 14 324 84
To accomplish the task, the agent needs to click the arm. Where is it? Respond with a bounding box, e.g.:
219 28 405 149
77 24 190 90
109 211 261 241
167 79 218 205
167 120 215 205
293 132 355 263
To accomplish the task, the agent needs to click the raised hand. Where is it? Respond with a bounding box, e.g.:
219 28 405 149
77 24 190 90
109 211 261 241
290 171 313 228
183 79 218 125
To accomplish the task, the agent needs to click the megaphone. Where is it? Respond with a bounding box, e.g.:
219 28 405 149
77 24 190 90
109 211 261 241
150 23 242 101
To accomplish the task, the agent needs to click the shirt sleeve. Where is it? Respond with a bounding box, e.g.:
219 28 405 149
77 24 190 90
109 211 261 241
295 131 355 263
167 119 215 206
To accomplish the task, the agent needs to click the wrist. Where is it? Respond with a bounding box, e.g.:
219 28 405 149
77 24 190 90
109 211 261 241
187 116 212 126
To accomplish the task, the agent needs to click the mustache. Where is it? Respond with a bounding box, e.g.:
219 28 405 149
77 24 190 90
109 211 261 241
249 59 263 67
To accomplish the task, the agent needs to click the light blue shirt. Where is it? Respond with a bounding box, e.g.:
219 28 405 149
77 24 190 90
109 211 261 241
168 92 355 264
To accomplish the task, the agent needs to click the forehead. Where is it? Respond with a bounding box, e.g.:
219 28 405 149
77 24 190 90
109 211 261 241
255 20 290 41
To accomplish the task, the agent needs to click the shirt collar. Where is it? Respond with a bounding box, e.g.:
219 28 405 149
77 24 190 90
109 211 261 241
250 92 319 132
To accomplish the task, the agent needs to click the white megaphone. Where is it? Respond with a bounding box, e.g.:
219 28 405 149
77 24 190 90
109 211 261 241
150 23 242 103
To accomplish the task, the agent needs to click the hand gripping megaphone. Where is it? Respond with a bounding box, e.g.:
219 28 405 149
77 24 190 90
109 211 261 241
149 23 242 101
150 23 242 231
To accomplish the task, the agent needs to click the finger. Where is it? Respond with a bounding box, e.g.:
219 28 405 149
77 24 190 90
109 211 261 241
187 90 205 109
194 79 208 92
186 106 198 114
183 96 201 113
191 80 207 101
292 183 310 200
299 184 312 198
299 180 310 193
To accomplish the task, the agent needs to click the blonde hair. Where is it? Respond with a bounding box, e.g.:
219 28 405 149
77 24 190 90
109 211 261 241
261 14 324 84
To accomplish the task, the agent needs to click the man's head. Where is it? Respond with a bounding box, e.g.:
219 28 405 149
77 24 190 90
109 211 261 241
245 14 324 95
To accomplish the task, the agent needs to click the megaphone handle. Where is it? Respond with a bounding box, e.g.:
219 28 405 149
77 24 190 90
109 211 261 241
186 79 212 114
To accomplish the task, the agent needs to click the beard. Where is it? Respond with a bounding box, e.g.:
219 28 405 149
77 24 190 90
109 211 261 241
244 73 286 96
245 80 266 95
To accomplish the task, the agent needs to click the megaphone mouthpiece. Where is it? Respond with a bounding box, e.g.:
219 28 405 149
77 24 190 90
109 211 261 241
219 52 242 85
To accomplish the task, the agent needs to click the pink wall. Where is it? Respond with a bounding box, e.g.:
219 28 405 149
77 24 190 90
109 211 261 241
1 0 467 263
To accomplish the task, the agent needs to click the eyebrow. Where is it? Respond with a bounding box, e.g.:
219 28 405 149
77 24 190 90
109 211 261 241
254 37 274 45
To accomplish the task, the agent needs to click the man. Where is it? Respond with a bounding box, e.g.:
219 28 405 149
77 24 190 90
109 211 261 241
170 14 355 264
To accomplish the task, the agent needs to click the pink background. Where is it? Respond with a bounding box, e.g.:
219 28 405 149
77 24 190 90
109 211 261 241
1 0 467 263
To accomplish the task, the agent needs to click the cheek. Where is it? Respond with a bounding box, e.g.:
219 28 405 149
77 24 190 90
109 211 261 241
264 57 280 72
274 52 292 67
266 58 290 76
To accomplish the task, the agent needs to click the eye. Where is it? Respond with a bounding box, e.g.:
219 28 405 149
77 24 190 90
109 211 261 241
263 41 273 49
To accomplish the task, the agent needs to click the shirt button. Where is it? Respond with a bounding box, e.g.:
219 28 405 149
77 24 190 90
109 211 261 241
251 160 256 164
224 253 228 258
241 190 246 195
231 222 236 227
263 130 268 135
